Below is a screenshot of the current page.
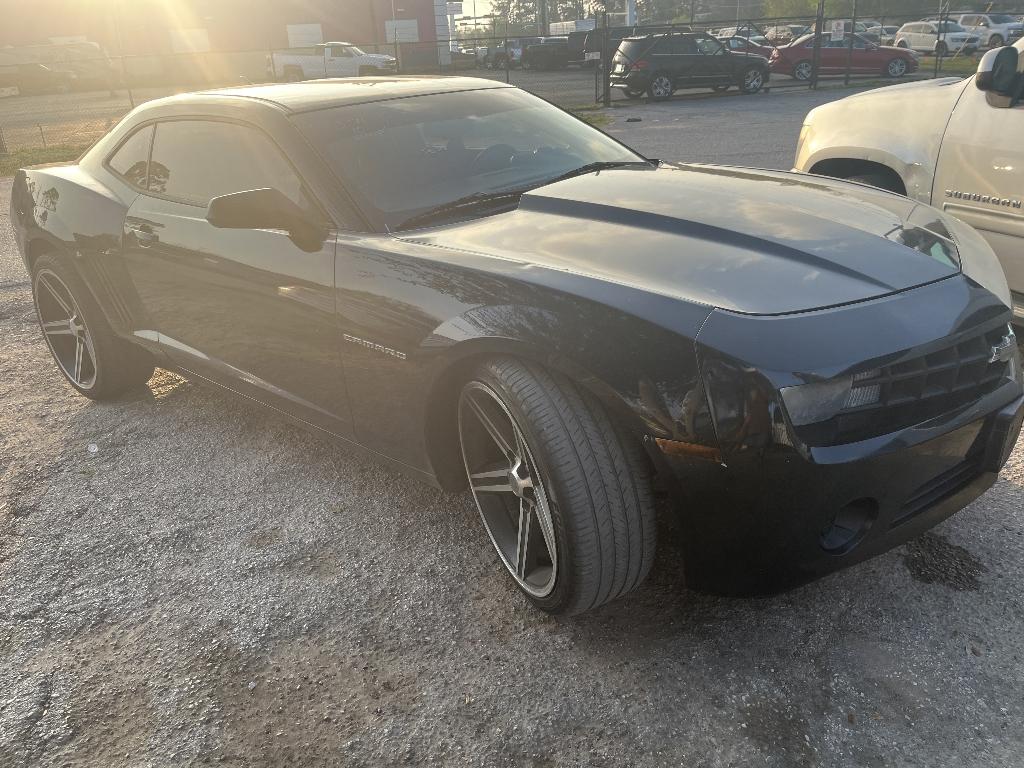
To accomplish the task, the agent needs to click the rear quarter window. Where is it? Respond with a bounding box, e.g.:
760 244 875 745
107 124 153 189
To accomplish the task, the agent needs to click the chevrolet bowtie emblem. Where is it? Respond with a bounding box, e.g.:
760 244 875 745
989 331 1018 364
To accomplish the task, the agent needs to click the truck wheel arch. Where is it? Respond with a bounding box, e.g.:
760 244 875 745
808 158 908 196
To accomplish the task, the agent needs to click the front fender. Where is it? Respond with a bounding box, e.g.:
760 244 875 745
794 77 970 203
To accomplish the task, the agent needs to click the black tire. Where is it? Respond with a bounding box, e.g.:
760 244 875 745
989 34 1004 48
646 72 674 101
793 59 813 80
31 253 154 400
739 66 766 94
458 358 657 615
842 171 903 194
896 40 909 48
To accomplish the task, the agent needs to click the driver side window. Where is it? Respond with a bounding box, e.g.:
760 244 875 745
331 46 353 58
147 120 309 210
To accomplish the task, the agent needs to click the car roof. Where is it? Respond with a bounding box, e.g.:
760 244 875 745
184 76 511 113
621 31 698 41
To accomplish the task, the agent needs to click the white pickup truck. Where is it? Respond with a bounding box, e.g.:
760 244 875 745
270 43 397 81
795 41 1024 324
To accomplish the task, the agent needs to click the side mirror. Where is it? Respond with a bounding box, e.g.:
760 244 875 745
206 188 326 251
976 45 1020 99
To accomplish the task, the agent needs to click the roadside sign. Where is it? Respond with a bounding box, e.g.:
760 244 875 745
585 51 602 61
830 20 845 41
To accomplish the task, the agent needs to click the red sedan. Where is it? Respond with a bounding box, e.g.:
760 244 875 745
770 33 919 80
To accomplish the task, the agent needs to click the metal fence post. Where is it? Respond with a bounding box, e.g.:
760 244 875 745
844 0 857 86
810 0 826 89
602 12 611 107
504 31 510 84
0 126 8 156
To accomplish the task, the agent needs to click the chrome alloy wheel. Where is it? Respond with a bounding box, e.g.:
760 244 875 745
794 61 813 80
650 75 673 98
744 68 764 91
888 58 907 76
33 268 98 390
459 382 558 597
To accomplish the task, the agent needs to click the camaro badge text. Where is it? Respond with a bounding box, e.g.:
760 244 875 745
343 334 407 360
945 189 1022 209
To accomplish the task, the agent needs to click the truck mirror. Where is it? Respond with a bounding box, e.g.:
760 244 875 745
976 45 1020 98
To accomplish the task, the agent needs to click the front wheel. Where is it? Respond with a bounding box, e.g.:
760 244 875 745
886 57 908 77
989 34 1005 48
32 254 154 400
647 72 674 101
458 359 656 615
793 59 813 81
740 67 765 93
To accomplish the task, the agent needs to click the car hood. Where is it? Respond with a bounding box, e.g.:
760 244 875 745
400 164 963 316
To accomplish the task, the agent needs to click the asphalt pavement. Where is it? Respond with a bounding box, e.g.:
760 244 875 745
2 90 1024 768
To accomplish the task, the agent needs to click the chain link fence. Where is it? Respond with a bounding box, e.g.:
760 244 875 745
1 7 1020 157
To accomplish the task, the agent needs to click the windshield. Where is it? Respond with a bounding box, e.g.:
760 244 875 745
295 88 641 231
348 45 367 55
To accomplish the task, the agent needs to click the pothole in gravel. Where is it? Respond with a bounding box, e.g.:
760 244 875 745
902 531 987 591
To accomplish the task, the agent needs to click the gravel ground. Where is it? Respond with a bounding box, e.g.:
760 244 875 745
2 131 1024 768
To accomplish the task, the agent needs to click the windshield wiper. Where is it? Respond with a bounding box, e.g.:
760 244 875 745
397 189 525 230
542 159 655 186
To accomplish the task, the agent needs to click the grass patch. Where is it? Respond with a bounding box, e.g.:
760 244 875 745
0 144 89 177
929 56 979 77
569 107 612 128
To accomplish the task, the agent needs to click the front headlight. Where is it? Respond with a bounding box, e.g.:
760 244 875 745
779 373 880 427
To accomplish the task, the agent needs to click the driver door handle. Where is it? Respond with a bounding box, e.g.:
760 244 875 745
128 223 159 247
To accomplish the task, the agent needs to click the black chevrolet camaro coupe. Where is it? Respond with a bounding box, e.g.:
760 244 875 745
11 77 1023 614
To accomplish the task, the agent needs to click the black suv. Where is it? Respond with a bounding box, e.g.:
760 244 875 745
522 37 571 70
610 32 770 99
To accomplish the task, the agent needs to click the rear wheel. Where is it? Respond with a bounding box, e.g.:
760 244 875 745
647 72 674 101
31 254 154 400
458 358 656 615
886 57 908 77
793 59 813 80
740 66 765 93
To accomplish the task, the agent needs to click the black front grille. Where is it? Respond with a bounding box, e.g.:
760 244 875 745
800 324 1013 446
